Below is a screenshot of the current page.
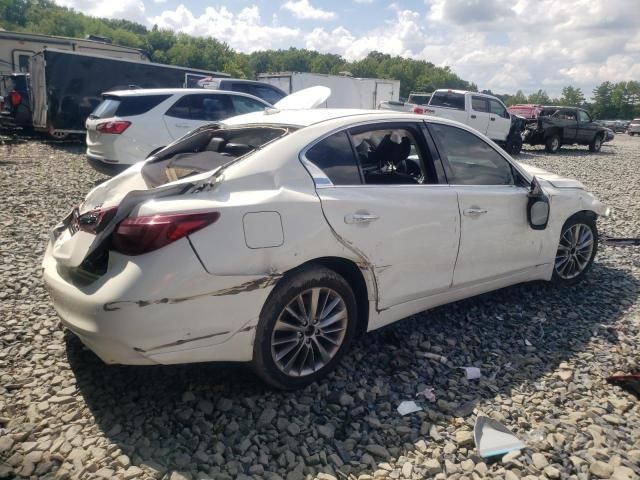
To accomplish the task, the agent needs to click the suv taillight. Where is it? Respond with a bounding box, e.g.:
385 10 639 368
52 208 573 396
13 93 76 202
413 107 425 114
111 212 220 256
97 121 131 134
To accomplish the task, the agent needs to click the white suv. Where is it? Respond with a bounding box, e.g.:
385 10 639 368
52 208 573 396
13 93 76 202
86 89 271 175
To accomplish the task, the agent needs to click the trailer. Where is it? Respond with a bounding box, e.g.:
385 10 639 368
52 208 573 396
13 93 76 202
257 72 399 109
29 49 228 137
0 30 149 75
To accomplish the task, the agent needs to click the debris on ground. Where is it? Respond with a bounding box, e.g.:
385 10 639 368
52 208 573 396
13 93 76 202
397 401 422 416
474 416 526 459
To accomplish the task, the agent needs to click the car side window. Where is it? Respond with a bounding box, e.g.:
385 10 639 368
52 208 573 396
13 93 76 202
305 132 362 185
230 95 266 114
350 126 433 185
472 96 489 112
489 99 509 118
578 110 591 123
430 123 515 186
166 94 232 121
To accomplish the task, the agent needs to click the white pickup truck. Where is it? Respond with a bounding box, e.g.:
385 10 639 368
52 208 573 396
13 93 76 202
422 89 523 154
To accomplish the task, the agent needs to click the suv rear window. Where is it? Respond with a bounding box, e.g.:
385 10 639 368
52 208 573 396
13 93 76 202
430 91 465 110
90 95 171 119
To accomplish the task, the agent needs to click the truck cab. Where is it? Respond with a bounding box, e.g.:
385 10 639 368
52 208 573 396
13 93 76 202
424 90 512 143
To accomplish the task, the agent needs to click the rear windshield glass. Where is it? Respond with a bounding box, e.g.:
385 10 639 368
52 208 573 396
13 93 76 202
90 95 171 119
142 125 295 187
429 91 465 110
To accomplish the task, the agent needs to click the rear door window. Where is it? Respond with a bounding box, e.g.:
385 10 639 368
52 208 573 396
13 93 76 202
91 98 120 119
472 96 489 112
305 132 362 185
430 91 465 110
166 94 233 121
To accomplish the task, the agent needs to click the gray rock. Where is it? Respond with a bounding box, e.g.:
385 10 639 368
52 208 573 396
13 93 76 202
258 408 277 426
589 461 613 478
318 423 335 440
366 444 390 458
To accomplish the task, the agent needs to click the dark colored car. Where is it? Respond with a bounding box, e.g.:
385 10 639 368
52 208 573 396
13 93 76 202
523 106 608 153
195 78 287 105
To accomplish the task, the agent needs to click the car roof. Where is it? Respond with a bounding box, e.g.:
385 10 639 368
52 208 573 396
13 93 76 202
223 108 471 129
104 88 265 98
223 109 419 127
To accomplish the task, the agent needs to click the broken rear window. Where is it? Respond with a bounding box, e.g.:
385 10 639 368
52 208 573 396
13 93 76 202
142 125 295 187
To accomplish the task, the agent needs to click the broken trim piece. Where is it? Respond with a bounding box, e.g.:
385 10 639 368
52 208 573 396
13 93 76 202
104 274 282 311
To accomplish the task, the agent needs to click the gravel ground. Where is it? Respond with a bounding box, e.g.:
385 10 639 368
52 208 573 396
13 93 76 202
0 134 639 480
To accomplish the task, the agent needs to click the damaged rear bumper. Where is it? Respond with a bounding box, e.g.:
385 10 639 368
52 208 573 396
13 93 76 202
42 238 277 365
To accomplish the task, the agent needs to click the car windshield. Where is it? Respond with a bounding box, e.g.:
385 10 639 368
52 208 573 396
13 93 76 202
142 124 296 186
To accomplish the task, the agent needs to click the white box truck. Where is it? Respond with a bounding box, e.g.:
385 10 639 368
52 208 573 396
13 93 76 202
257 72 399 109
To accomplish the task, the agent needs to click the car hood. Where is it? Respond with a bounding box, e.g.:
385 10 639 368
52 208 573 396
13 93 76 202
516 163 585 189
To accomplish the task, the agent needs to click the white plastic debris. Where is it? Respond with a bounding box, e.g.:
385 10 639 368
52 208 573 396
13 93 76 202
524 338 533 346
422 352 448 364
397 401 422 416
416 387 436 402
462 367 481 380
474 416 526 458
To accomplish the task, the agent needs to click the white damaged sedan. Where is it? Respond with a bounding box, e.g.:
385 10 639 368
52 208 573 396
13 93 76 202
43 101 609 388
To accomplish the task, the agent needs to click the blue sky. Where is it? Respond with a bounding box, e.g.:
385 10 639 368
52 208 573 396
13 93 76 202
55 0 640 98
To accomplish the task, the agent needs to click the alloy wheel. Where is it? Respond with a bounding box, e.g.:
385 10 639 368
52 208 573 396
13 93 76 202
270 287 348 377
555 223 594 279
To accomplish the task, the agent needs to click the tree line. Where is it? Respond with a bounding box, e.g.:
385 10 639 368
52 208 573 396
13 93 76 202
0 0 638 118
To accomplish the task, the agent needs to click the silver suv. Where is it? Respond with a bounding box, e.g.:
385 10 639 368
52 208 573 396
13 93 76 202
628 118 640 136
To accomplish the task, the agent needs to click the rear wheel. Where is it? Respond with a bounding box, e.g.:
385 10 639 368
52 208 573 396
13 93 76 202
505 136 523 155
589 134 603 152
545 134 561 153
253 264 357 389
552 214 598 285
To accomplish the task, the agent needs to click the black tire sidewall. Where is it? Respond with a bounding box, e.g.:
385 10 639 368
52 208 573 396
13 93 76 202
546 134 560 153
253 264 358 389
590 134 602 152
552 214 598 285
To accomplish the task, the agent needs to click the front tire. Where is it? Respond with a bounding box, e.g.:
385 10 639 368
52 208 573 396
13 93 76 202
552 214 598 285
589 134 603 152
253 264 357 389
545 134 561 153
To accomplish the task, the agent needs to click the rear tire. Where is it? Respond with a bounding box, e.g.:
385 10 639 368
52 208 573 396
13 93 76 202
545 134 561 153
552 213 598 285
589 134 603 152
506 136 523 155
253 264 357 389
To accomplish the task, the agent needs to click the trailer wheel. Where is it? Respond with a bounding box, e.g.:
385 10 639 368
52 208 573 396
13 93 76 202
48 128 69 140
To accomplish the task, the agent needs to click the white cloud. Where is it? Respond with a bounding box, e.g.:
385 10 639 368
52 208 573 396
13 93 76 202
353 0 374 3
54 0 146 24
149 5 300 52
281 0 337 20
153 0 167 4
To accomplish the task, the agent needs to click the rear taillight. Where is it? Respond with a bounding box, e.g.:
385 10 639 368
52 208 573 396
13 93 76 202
97 120 131 134
413 107 425 114
10 90 22 107
111 212 220 256
75 207 118 234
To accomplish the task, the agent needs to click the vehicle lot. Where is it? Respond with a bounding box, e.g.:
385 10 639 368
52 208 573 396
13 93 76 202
0 135 638 479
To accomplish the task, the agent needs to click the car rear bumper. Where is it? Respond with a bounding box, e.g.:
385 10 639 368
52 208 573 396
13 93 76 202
86 153 129 176
42 237 275 366
628 126 640 134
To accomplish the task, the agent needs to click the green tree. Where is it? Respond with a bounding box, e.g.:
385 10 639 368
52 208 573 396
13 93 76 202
559 85 585 106
505 89 527 106
528 89 551 104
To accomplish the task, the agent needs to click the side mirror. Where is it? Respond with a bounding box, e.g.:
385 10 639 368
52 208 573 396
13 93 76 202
527 176 550 230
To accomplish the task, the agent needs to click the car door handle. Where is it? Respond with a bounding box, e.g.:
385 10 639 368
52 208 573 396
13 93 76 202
175 123 190 128
490 117 496 121
470 114 477 119
345 213 379 224
463 208 488 217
